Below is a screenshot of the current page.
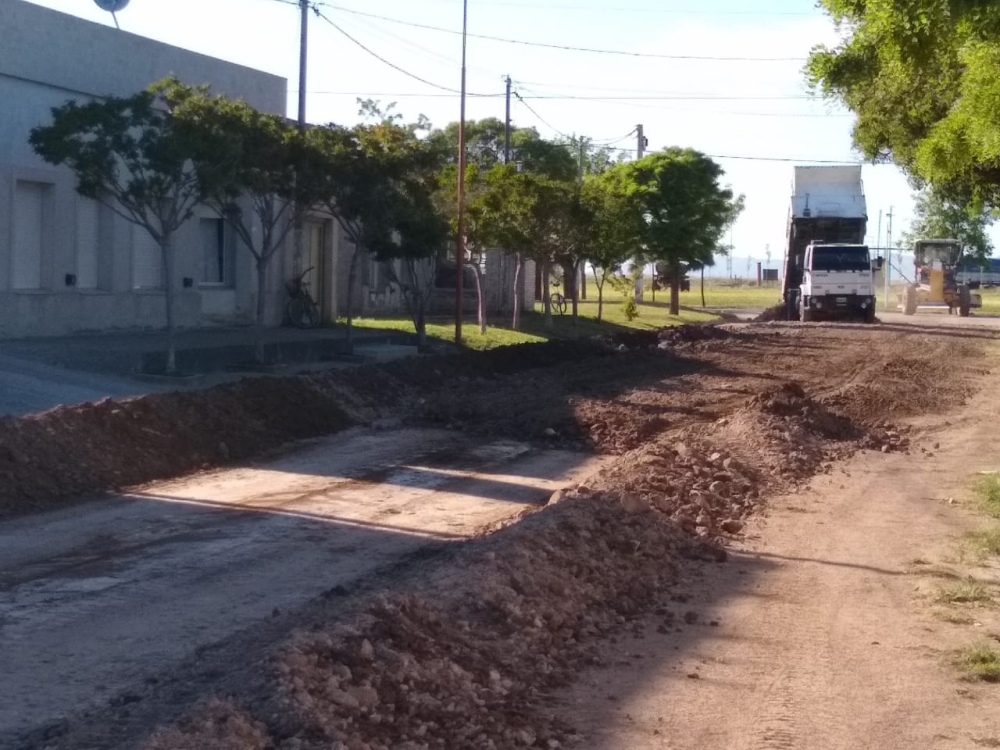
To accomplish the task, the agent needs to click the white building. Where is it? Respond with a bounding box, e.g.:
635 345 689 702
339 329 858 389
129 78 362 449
0 0 308 337
0 0 532 339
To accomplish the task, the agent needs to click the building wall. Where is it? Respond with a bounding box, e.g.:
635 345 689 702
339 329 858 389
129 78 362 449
0 0 287 338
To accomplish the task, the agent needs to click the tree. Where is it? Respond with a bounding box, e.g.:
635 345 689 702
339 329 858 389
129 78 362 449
302 104 445 353
166 79 307 363
431 121 579 332
470 164 577 330
371 179 450 349
29 79 206 374
806 2 1000 204
900 185 995 262
580 171 644 321
622 149 735 315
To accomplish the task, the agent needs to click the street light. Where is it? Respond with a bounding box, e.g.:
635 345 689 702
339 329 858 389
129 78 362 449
455 0 469 344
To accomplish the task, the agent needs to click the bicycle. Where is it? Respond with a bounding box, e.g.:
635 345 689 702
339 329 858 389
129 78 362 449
285 266 321 329
549 291 568 315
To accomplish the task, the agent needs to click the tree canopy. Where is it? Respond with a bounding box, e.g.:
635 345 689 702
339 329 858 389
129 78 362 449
29 78 208 373
900 185 995 261
620 148 734 314
807 1 1000 205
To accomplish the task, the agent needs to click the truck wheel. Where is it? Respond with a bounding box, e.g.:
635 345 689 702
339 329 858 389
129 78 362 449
959 286 972 317
863 305 877 324
903 285 918 316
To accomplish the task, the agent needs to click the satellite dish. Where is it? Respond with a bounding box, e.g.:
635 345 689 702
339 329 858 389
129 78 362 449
94 0 129 28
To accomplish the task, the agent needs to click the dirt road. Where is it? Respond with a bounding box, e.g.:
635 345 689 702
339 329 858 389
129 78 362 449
4 322 999 750
558 356 1000 748
0 427 603 747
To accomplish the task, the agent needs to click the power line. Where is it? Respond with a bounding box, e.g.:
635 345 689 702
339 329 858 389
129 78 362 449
389 0 814 14
312 9 501 97
316 3 806 61
513 90 573 139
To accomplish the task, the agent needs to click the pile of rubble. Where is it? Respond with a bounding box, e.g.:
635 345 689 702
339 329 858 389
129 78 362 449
142 379 895 750
145 490 719 750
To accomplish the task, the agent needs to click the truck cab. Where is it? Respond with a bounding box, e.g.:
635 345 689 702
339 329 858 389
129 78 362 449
799 243 880 322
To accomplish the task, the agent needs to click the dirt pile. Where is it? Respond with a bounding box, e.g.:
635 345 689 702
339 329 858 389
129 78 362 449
754 304 789 322
710 382 907 479
143 491 719 750
139 380 891 750
0 337 631 517
0 378 354 512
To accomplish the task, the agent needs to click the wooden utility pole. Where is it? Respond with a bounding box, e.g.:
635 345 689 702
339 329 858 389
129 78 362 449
504 75 512 164
292 0 309 281
455 0 469 344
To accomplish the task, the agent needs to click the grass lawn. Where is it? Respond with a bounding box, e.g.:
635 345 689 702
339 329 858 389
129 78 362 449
348 287 719 351
678 282 780 310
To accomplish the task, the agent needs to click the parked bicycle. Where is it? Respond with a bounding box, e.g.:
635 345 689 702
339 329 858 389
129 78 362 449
285 266 321 329
549 288 568 315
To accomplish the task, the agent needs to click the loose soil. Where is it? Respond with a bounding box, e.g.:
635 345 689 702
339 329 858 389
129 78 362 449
3 321 999 750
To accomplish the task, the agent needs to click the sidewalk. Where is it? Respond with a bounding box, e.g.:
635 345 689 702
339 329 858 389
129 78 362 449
0 324 420 417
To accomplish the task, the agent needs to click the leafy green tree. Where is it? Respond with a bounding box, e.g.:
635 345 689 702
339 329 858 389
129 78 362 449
622 149 735 315
29 79 206 374
806 1 1000 204
470 164 577 330
302 106 445 352
900 185 995 262
580 170 645 321
165 79 309 363
370 179 451 349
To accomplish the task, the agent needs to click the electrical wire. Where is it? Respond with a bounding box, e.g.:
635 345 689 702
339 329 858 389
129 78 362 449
316 3 807 62
312 9 502 97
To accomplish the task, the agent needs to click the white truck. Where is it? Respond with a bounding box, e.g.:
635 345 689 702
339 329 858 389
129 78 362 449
781 166 883 323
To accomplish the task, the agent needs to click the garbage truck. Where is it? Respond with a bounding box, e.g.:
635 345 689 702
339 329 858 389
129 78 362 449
781 165 883 322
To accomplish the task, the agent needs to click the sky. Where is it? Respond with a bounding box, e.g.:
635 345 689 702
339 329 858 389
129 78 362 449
24 0 999 278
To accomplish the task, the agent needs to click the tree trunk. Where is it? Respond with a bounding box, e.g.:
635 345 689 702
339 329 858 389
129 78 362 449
580 263 587 300
670 259 681 316
471 259 486 334
570 260 580 327
161 233 177 374
416 306 427 349
542 260 553 330
593 266 604 322
513 253 523 331
255 257 268 364
345 245 361 355
700 265 706 308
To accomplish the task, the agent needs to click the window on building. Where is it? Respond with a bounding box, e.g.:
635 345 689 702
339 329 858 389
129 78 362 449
76 197 101 290
132 226 162 289
12 180 49 290
200 218 232 286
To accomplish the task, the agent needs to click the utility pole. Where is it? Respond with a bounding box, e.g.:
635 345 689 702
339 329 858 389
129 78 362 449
455 0 469 344
292 0 309 280
634 125 646 302
885 206 894 312
876 208 885 311
504 75 512 164
298 0 308 129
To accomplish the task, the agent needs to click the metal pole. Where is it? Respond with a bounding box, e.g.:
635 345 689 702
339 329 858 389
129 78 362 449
292 0 309 279
886 207 894 312
504 75 512 164
298 0 308 129
636 124 645 158
455 0 468 344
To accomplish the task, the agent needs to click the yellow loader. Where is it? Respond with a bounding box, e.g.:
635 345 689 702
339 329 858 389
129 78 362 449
900 239 981 317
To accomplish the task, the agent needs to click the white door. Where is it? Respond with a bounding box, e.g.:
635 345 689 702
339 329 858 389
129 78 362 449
76 197 100 289
132 226 162 289
12 181 44 289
